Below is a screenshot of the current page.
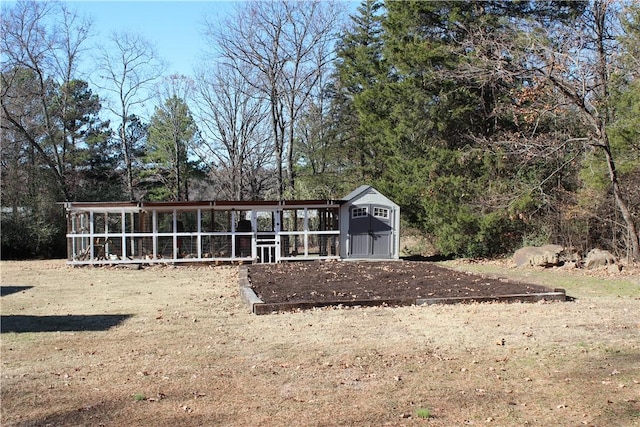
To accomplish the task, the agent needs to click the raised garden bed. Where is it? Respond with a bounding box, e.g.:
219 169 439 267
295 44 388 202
241 261 566 314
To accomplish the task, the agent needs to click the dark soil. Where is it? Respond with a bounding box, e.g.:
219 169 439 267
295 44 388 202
248 260 554 304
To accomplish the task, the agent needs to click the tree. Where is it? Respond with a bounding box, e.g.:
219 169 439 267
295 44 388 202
144 95 198 201
209 0 342 199
94 31 165 200
329 1 594 256
365 1 526 255
521 1 640 260
1 0 93 201
328 0 387 187
52 79 114 200
1 1 118 259
194 63 271 200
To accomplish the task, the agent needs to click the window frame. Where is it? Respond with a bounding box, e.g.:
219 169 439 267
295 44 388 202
373 207 389 219
351 206 368 219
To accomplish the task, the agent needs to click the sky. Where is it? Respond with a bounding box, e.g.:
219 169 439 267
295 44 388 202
69 1 358 78
69 1 238 77
62 1 357 119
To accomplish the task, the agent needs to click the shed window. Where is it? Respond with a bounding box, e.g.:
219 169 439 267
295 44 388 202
352 207 368 218
373 207 389 218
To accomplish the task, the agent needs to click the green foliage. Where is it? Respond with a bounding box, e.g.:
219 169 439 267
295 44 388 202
415 408 431 419
143 96 199 201
609 79 640 176
0 187 67 259
374 146 530 258
3 0 638 261
326 0 618 258
1 70 118 258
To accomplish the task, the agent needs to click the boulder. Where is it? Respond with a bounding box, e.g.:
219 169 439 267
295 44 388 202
562 261 579 269
513 244 564 267
607 263 622 274
584 249 617 269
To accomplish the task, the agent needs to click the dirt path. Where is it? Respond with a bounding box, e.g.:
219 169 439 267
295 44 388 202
1 260 639 426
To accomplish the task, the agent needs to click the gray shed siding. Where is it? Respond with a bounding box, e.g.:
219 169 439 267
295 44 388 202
339 186 400 260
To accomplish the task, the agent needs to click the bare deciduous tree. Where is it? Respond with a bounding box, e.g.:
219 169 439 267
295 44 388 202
94 31 165 200
194 63 271 200
207 0 343 199
527 1 640 260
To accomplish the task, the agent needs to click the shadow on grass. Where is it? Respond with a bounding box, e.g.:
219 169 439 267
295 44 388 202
1 314 132 333
1 285 34 297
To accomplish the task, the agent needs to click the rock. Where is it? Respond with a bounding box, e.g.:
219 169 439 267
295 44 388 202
513 244 564 267
584 249 617 269
607 263 622 274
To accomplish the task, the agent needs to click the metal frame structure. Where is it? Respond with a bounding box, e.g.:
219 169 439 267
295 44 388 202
64 186 400 265
64 200 341 265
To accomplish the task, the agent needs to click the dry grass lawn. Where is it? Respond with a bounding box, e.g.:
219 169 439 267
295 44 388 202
1 259 639 426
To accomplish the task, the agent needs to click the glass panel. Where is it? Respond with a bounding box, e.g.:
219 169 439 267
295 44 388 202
125 236 153 258
235 235 252 257
214 211 231 231
201 235 212 257
281 210 293 232
281 233 304 257
306 209 338 231
235 211 252 232
307 234 337 255
307 209 320 231
201 211 214 232
71 237 91 260
352 207 367 218
318 234 339 256
328 208 339 230
125 212 148 233
178 235 198 257
373 207 389 218
95 237 122 259
211 235 231 257
71 212 91 234
202 210 233 232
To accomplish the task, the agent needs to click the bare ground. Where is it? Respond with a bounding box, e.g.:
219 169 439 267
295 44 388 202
248 261 555 304
1 259 639 426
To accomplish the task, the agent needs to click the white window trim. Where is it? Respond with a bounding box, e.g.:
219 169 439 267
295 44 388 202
352 207 368 219
373 207 389 219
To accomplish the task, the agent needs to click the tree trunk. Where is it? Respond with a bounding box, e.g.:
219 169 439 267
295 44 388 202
174 135 181 201
271 89 285 201
119 117 134 201
601 138 640 261
287 100 296 194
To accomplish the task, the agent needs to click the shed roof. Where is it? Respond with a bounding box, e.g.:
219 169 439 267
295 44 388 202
343 185 373 202
342 185 399 208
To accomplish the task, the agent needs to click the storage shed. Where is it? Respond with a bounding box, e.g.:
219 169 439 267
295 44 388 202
339 185 400 260
63 186 399 265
